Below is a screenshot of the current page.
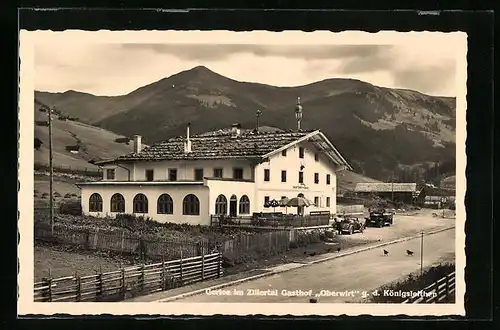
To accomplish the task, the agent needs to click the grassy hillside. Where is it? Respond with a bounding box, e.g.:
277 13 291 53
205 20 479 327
35 66 456 181
34 100 134 170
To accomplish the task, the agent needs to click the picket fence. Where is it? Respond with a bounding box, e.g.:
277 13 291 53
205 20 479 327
34 252 222 302
402 271 456 303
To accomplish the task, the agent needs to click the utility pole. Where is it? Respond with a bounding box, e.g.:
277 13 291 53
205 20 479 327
437 161 445 218
420 231 424 275
48 106 54 236
391 171 394 203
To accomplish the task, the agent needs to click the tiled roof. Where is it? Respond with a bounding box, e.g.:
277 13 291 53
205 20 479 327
115 129 316 162
354 182 417 192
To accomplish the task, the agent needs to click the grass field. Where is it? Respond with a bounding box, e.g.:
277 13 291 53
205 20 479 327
35 107 134 170
34 175 81 197
34 243 134 281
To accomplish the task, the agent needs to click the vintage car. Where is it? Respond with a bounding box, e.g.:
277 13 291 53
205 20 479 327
365 207 394 227
334 216 365 235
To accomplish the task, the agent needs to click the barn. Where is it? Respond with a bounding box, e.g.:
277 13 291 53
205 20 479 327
354 182 418 205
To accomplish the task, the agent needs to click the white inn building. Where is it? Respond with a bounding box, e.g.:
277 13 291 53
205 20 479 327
78 101 352 225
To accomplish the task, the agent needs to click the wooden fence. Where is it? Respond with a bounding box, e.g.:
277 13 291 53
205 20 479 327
34 223 209 261
34 252 222 302
210 213 330 228
402 272 455 303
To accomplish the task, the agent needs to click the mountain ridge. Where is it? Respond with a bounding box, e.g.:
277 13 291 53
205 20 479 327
35 65 456 182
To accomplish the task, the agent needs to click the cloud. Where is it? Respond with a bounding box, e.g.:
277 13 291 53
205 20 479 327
392 63 456 96
34 41 458 97
118 44 393 61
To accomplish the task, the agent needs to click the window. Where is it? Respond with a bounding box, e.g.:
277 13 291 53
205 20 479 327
157 194 173 214
239 195 250 214
298 171 304 184
281 170 287 182
233 168 244 180
326 197 331 207
264 169 270 181
213 168 223 178
314 197 319 206
326 174 331 185
168 168 177 181
299 147 305 158
106 169 115 180
281 149 287 156
194 168 204 181
264 196 270 205
133 193 148 213
215 194 228 215
89 193 103 212
110 193 125 213
314 173 319 184
183 194 200 215
145 169 154 181
314 153 319 161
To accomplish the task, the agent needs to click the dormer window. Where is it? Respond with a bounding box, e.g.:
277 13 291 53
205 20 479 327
314 153 319 161
282 149 287 156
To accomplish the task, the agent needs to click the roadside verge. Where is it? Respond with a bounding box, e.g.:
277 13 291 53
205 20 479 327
153 225 455 303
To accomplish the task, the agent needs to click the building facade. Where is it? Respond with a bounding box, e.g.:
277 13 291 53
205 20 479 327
78 122 352 225
354 182 418 205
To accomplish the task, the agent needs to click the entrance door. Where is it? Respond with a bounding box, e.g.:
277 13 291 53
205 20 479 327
229 195 238 217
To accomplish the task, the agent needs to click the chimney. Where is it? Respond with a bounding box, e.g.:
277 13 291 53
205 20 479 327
231 123 241 137
184 123 192 153
133 135 142 153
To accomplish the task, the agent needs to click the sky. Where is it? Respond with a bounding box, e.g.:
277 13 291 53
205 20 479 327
34 33 460 97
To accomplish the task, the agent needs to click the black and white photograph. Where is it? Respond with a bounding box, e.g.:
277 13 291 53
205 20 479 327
18 30 467 316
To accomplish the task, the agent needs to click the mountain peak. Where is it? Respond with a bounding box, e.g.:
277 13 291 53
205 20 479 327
191 65 212 72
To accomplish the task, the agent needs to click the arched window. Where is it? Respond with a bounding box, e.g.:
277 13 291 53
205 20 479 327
110 193 125 213
89 193 103 212
297 193 304 198
183 194 200 215
215 194 227 215
239 195 250 214
133 193 148 213
157 194 173 214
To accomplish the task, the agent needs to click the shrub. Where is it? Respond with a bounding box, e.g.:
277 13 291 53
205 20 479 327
71 193 78 197
59 199 82 216
64 193 72 198
41 193 49 199
53 191 61 198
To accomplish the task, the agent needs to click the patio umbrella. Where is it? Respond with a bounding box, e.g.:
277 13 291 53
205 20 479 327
269 199 280 212
279 197 290 213
285 197 313 207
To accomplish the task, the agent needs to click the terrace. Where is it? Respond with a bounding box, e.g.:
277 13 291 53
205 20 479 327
210 211 332 229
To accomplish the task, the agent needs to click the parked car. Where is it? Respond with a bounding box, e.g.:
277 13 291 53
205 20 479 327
365 207 394 228
335 216 365 235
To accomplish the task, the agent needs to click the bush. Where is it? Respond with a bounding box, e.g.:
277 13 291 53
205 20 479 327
64 193 72 198
59 199 82 216
41 193 49 199
71 193 78 197
53 191 61 198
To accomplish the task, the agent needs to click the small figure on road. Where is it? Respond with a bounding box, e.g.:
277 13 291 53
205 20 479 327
406 249 414 256
383 249 389 256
